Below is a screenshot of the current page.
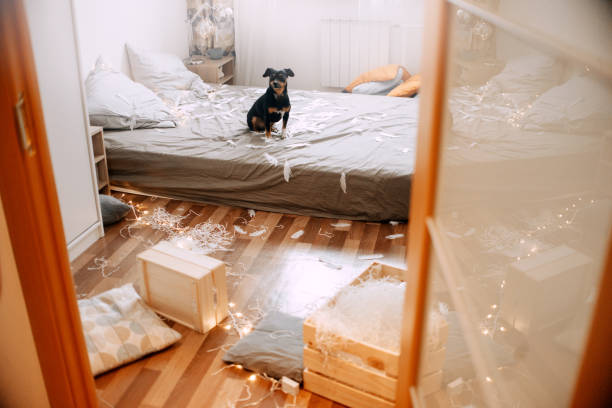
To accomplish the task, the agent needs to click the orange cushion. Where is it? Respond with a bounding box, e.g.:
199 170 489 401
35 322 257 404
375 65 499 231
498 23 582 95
387 74 421 97
344 64 411 92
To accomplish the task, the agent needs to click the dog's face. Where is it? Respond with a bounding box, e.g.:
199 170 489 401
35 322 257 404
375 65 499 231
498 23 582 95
263 68 294 93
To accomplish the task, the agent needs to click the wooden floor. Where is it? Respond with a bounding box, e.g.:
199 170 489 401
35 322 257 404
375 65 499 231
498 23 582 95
72 193 407 408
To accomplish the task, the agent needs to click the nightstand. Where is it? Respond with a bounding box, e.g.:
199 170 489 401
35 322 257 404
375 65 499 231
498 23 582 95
89 126 110 194
185 55 235 85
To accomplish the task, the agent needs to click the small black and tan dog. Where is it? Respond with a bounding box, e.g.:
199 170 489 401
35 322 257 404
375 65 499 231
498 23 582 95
247 68 294 138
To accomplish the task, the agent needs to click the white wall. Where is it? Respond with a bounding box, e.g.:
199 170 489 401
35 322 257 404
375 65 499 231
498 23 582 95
0 196 50 408
234 0 424 90
24 0 103 259
73 0 190 77
72 0 423 90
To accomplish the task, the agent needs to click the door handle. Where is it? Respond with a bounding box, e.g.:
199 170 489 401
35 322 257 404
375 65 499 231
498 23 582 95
14 92 34 156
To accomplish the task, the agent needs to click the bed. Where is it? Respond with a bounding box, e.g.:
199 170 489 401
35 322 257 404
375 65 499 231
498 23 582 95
105 85 419 221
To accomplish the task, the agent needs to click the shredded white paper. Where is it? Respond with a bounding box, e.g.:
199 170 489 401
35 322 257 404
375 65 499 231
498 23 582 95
318 257 343 270
234 225 247 235
331 222 351 228
122 207 233 254
283 160 292 182
318 228 333 238
385 233 404 240
87 257 118 278
263 153 278 166
464 227 476 237
311 272 447 354
311 274 405 352
249 228 266 237
358 254 384 260
290 230 304 239
340 172 347 194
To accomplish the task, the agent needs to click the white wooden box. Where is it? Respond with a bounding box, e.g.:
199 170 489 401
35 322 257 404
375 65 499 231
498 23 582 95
303 262 448 408
500 245 591 334
137 241 228 333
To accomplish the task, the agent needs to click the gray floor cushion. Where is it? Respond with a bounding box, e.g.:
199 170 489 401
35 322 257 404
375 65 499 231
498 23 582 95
100 194 131 226
223 311 304 382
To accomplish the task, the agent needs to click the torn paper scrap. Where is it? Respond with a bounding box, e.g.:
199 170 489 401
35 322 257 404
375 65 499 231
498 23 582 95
331 222 351 228
264 153 278 166
284 160 292 182
249 228 266 237
358 254 384 260
290 230 304 239
340 172 347 194
318 257 343 270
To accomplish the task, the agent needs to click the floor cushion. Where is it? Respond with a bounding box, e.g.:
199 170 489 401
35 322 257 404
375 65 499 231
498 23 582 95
79 284 182 376
99 194 131 226
223 311 304 382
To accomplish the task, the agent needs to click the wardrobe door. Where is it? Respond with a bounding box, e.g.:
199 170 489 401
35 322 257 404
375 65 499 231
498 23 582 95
412 2 612 407
24 0 103 258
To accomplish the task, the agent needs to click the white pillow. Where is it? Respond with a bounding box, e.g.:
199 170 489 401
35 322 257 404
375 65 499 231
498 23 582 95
521 75 612 133
86 57 176 129
352 67 405 95
126 44 212 96
487 55 563 96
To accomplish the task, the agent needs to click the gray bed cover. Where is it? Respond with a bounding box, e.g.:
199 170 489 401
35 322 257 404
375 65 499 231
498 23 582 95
105 86 419 221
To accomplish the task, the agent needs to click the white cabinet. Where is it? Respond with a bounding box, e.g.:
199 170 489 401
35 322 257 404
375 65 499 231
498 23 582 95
24 0 103 261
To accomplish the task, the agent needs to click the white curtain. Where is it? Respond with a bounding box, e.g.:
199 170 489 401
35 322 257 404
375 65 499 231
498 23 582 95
357 0 413 22
233 0 282 87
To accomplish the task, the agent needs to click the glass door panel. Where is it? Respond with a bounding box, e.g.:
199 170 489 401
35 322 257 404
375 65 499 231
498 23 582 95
417 3 612 407
453 0 612 69
418 254 502 408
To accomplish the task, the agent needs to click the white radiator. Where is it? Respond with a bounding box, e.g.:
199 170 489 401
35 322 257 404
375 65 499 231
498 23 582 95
320 19 391 88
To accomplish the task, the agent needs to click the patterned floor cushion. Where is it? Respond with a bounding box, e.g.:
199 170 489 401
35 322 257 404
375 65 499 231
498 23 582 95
78 283 182 376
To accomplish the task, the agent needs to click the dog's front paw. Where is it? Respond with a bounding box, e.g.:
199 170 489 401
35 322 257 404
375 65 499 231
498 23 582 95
281 129 287 139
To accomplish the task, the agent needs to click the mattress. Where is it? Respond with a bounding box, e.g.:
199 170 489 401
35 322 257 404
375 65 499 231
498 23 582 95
105 86 419 221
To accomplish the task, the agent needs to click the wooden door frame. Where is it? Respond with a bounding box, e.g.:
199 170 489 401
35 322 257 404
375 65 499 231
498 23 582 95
0 1 97 406
396 0 449 406
570 231 612 407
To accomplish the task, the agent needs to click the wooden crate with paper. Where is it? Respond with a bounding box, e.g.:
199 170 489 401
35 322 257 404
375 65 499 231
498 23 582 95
303 262 448 408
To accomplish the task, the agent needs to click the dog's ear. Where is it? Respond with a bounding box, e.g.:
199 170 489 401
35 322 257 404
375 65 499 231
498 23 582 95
263 68 274 77
284 68 295 77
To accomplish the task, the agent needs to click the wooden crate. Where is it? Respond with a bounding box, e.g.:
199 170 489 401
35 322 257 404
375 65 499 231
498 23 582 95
137 241 228 333
303 262 448 407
